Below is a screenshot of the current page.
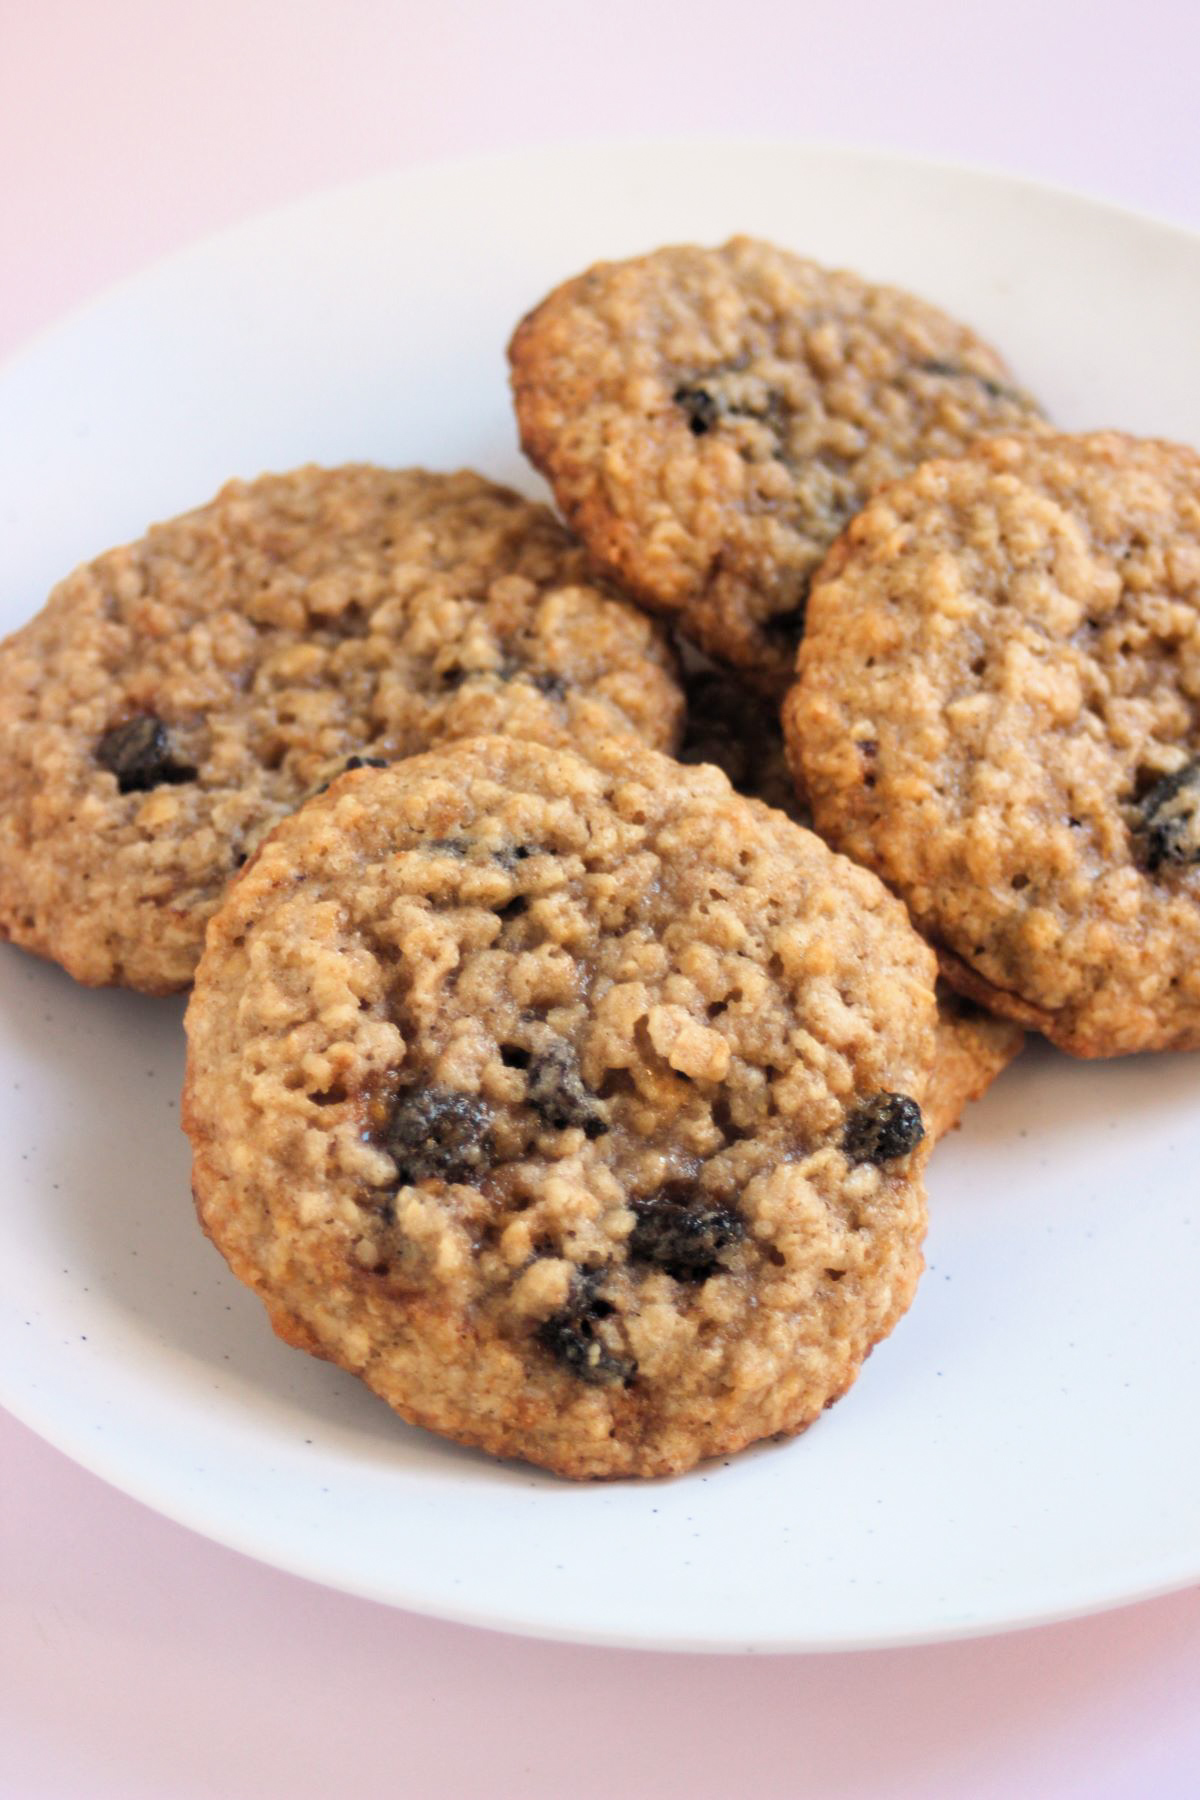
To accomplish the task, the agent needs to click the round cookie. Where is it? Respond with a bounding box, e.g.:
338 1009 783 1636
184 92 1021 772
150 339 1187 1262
184 735 938 1479
784 431 1200 1058
0 465 682 993
509 236 1044 694
680 664 1023 1124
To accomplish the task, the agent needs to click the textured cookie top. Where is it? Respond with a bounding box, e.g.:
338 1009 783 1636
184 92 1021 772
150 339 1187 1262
0 465 682 992
184 736 937 1479
680 663 1023 1124
784 432 1200 1057
510 237 1043 693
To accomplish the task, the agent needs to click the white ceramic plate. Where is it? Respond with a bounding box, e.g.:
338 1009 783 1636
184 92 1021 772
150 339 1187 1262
2 142 1199 1653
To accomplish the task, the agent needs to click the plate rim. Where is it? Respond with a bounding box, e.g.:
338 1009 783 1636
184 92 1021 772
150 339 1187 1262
4 132 1200 387
8 1374 1200 1655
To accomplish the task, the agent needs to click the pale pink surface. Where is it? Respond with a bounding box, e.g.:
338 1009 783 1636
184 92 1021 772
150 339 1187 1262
5 1415 1200 1800
4 3 1200 1795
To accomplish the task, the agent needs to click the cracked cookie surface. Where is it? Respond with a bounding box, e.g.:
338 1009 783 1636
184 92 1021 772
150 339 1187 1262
184 735 937 1478
0 465 682 993
510 236 1043 693
784 432 1200 1057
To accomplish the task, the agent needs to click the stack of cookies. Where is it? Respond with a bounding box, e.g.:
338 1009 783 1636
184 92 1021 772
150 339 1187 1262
2 234 1196 1480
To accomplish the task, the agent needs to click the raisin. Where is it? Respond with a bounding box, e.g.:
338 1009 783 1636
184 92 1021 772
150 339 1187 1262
96 714 197 794
1137 760 1200 870
526 1039 608 1137
628 1183 744 1280
843 1093 925 1165
383 1085 493 1185
530 671 567 700
536 1275 635 1386
675 384 720 435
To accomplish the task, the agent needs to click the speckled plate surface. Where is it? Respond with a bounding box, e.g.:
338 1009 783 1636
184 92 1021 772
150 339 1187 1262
2 142 1199 1651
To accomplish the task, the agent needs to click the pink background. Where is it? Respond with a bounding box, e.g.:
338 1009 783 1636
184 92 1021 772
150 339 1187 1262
3 3 1200 1794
